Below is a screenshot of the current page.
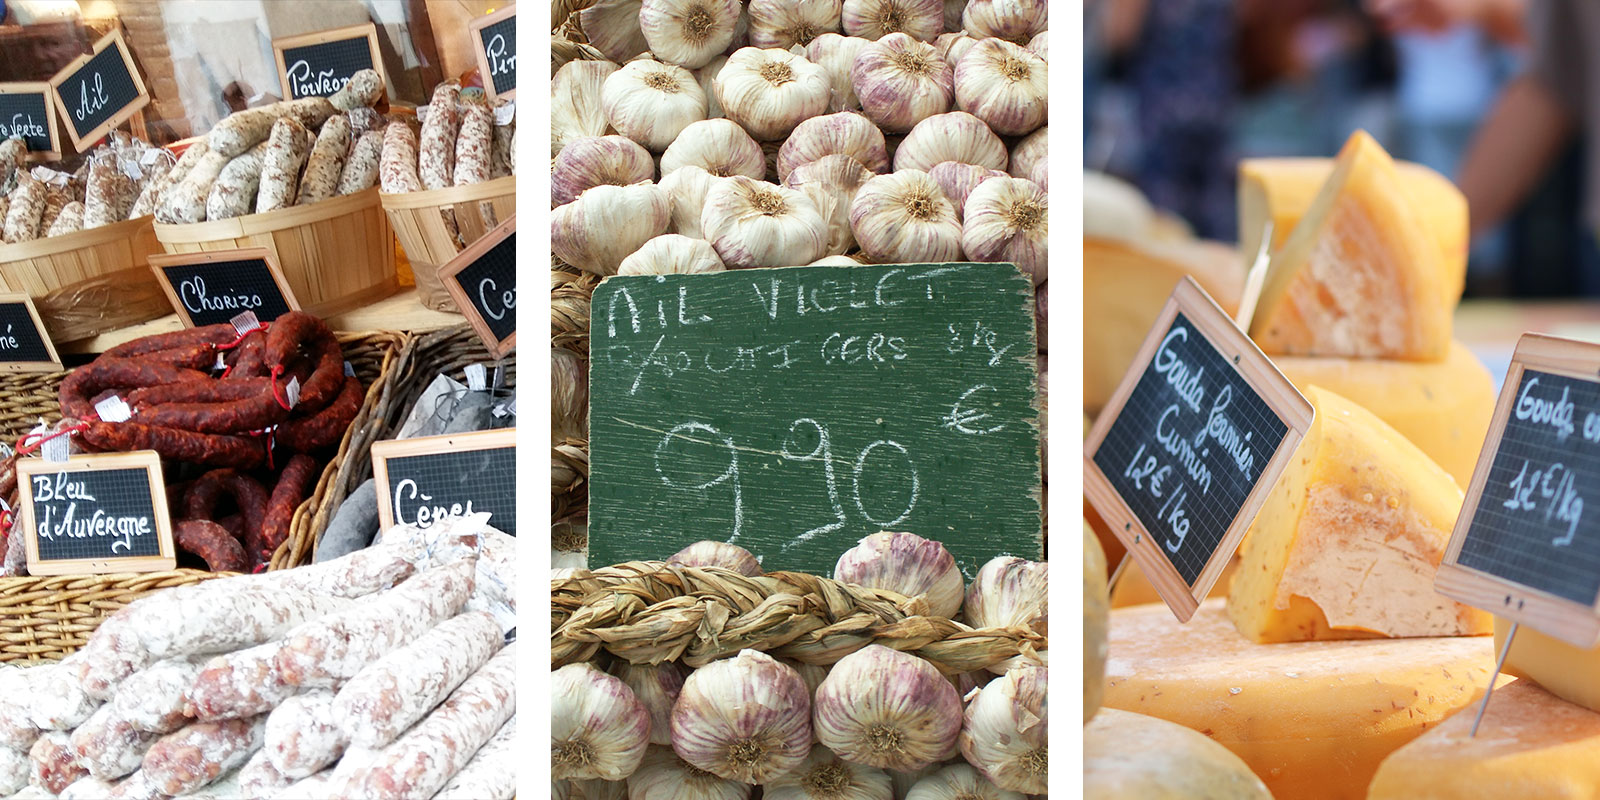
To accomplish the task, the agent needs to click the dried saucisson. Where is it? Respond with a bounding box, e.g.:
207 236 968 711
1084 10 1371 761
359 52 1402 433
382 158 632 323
29 659 98 731
256 116 310 214
69 704 159 781
139 715 265 796
185 642 296 721
45 201 85 236
333 611 503 749
419 81 461 190
431 715 516 800
379 121 422 193
205 140 270 222
113 656 206 734
236 749 293 798
0 669 41 750
330 69 384 111
337 130 383 195
72 614 150 702
102 769 165 800
58 774 118 799
29 730 86 794
262 690 344 779
126 583 350 661
295 114 349 206
3 171 43 242
0 743 27 796
84 161 136 229
155 150 230 224
453 100 493 186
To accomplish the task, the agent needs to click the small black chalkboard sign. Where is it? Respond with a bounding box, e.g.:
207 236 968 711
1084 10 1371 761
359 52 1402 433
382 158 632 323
149 248 299 329
48 30 149 152
371 429 517 537
440 215 515 359
470 6 517 100
1438 334 1600 648
274 23 387 101
1084 277 1314 621
17 451 174 576
0 83 59 159
0 292 61 372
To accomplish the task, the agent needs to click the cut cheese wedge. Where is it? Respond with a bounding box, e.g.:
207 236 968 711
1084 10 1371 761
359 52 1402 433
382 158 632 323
1227 385 1491 642
1106 599 1499 800
1494 615 1600 715
1369 679 1600 800
1086 708 1273 800
1249 131 1452 361
1273 340 1496 487
1112 556 1238 609
1085 520 1109 724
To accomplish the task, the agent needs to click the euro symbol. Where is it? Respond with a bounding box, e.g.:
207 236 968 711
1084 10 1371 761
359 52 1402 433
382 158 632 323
941 384 1005 435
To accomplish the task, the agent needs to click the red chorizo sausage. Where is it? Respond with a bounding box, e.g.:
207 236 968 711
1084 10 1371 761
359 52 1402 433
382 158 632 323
103 324 237 359
81 421 265 469
175 520 247 572
260 455 318 558
138 343 221 371
275 377 362 453
135 389 290 435
61 360 208 418
264 312 331 372
183 469 269 563
128 379 271 407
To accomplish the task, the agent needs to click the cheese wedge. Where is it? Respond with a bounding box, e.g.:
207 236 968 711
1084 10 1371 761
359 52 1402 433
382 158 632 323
1494 615 1600 715
1085 521 1109 724
1086 708 1273 800
1106 599 1498 800
1249 131 1452 361
1227 385 1492 642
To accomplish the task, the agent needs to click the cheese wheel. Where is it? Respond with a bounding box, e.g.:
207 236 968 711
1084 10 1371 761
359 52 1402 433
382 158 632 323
1084 520 1108 724
1086 708 1272 800
1493 615 1600 716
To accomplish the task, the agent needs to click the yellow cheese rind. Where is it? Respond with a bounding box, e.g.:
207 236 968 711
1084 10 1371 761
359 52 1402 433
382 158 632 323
1106 600 1497 800
1227 386 1491 643
1369 680 1600 800
1085 520 1109 724
1495 615 1600 716
1111 556 1237 609
1273 340 1495 487
1085 708 1273 800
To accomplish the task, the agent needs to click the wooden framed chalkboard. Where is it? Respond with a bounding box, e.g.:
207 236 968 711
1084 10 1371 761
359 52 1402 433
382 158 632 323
1437 334 1600 648
48 29 149 152
371 429 517 537
588 262 1041 578
273 23 389 102
0 292 61 373
470 5 517 100
0 83 60 160
148 248 300 329
16 450 174 576
440 215 515 359
1084 277 1314 622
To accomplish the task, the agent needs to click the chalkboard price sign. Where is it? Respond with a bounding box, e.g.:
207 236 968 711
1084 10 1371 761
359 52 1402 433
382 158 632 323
1438 334 1600 647
273 23 388 101
440 215 515 359
149 248 299 329
1084 277 1313 621
372 429 517 537
588 262 1041 578
48 30 149 152
0 292 61 372
0 83 59 159
17 451 174 576
470 5 517 100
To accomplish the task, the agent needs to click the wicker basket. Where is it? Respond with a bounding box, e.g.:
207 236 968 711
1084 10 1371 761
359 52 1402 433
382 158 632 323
0 216 172 344
152 188 399 319
380 175 516 312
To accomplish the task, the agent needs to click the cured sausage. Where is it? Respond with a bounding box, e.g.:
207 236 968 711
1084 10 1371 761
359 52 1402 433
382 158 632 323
453 101 493 186
80 421 265 469
262 690 343 778
72 615 150 703
3 171 43 242
104 324 237 360
431 715 516 800
113 656 206 734
379 121 422 194
332 611 502 749
418 81 461 190
337 129 383 195
275 376 362 453
0 669 40 750
60 359 207 418
138 389 289 436
329 69 384 111
295 114 349 206
29 730 86 794
256 117 310 214
125 582 349 661
139 715 265 796
0 744 27 796
69 704 159 781
260 455 318 558
103 769 166 800
174 519 247 572
45 201 85 236
185 643 295 721
29 659 98 731
262 312 330 373
84 162 136 229
236 750 292 798
58 775 118 799
205 141 270 221
155 150 230 224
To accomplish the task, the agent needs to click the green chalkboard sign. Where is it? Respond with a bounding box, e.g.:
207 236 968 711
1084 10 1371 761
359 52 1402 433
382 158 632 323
588 263 1041 578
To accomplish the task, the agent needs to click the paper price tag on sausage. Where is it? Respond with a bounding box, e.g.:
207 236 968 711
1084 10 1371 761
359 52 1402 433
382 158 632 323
1083 277 1314 622
439 216 515 359
371 429 517 537
0 83 60 159
16 451 175 576
0 293 61 373
150 248 299 330
48 30 149 152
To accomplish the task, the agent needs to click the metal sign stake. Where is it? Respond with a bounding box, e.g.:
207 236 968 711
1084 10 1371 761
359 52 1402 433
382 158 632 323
1471 622 1518 737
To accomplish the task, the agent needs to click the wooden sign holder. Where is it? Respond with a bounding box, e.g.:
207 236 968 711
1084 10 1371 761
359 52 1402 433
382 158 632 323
469 4 517 101
439 215 516 360
0 292 62 373
148 247 301 328
273 22 390 102
48 28 150 153
0 82 61 161
17 450 174 576
370 428 517 532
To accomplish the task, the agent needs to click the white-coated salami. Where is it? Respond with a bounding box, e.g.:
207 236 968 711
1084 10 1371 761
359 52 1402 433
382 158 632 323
29 659 98 731
56 774 115 799
431 715 515 800
0 670 42 750
126 584 349 662
205 141 270 221
418 82 460 190
139 716 264 796
207 106 280 159
452 101 492 186
74 614 151 702
68 704 158 781
329 69 384 112
102 769 164 800
262 691 343 779
337 130 383 196
8 784 56 799
333 611 502 749
83 162 135 229
256 116 310 214
271 767 337 799
295 114 349 206
45 201 84 236
0 744 28 795
155 150 229 224
129 145 193 219
236 749 292 798
185 642 296 721
113 656 205 734
379 122 421 194
28 731 85 794
4 172 43 242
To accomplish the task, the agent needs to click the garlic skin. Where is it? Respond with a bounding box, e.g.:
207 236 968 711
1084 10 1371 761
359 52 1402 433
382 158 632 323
619 233 728 275
962 177 1046 284
552 135 655 207
809 254 862 266
806 34 872 111
813 645 962 771
554 778 628 800
553 549 589 570
629 746 752 800
851 33 953 133
696 55 731 118
785 154 874 255
715 47 832 141
552 347 589 440
749 0 843 49
964 555 1049 673
580 0 652 62
602 60 708 152
954 39 1047 136
763 746 893 800
842 0 943 41
942 0 964 32
1026 31 1046 59
906 763 1025 800
660 165 727 238
959 666 1047 793
1008 126 1046 189
662 118 767 178
892 111 1007 172
849 170 962 263
552 663 652 781
927 160 1006 218
552 183 671 275
610 661 690 745
889 762 944 799
702 176 829 267
777 112 890 180
961 0 1047 44
933 32 978 68
667 540 764 575
641 0 742 68
553 61 621 157
833 531 964 617
671 649 813 783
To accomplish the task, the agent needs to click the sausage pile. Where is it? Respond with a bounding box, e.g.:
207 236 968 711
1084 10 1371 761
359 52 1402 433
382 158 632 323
0 516 517 800
0 133 170 243
378 80 514 197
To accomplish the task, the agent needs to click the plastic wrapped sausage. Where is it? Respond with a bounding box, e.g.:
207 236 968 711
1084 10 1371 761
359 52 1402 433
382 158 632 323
490 100 514 179
155 150 229 224
0 138 26 184
130 144 199 219
69 704 158 781
45 201 84 236
418 82 460 190
329 69 384 111
431 715 515 800
38 183 68 233
4 171 43 242
256 116 310 214
379 121 421 194
113 656 206 734
139 716 265 796
333 611 502 749
295 114 349 206
126 583 351 661
29 730 86 794
205 141 270 221
0 744 28 796
185 642 296 721
453 100 493 186
262 690 343 779
84 161 136 229
337 130 383 196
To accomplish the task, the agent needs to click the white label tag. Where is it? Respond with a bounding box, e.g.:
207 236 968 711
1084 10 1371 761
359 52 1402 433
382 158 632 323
344 361 355 377
95 395 132 423
140 148 163 165
231 311 261 336
465 364 487 392
121 160 143 181
215 352 227 371
491 404 508 419
41 434 68 463
285 377 301 409
417 105 429 125
493 102 515 126
29 166 51 182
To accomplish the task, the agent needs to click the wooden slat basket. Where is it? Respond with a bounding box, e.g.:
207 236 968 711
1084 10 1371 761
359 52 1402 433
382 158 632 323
380 175 516 312
0 215 172 344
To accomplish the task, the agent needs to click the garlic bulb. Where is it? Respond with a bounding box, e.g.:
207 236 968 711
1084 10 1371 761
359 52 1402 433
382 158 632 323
668 540 764 575
777 112 889 180
1026 31 1046 59
806 34 871 112
641 0 742 68
702 176 829 267
964 555 1048 673
610 660 689 744
715 47 831 141
672 649 812 783
764 746 893 800
554 778 628 800
603 60 708 152
833 531 963 617
906 763 1025 800
696 55 731 118
552 663 652 781
809 254 862 265
660 165 726 238
553 61 621 157
629 746 752 800
889 762 944 798
962 177 1046 284
959 666 1046 793
749 0 843 49
893 111 1006 172
961 0 1047 44
553 549 589 570
619 234 727 275
785 154 874 255
552 183 671 275
954 39 1046 136
580 0 652 62
850 170 961 263
552 135 655 207
1009 126 1046 189
813 645 961 771
662 119 766 178
842 0 942 41
928 161 1006 217
851 33 953 133
933 32 978 68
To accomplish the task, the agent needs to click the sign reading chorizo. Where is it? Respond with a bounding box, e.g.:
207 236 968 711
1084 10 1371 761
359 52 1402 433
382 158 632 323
371 429 517 537
440 215 515 359
149 247 299 329
17 450 175 575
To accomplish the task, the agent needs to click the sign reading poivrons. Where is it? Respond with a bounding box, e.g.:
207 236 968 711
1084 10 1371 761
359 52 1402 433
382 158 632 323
372 429 517 537
17 450 174 575
273 23 387 101
149 248 298 328
48 30 149 152
588 262 1041 577
1084 277 1313 621
440 216 515 359
0 83 59 158
470 5 517 100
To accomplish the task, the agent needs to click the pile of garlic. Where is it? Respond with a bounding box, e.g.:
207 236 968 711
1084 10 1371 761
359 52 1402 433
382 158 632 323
551 0 1047 284
552 531 1049 798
